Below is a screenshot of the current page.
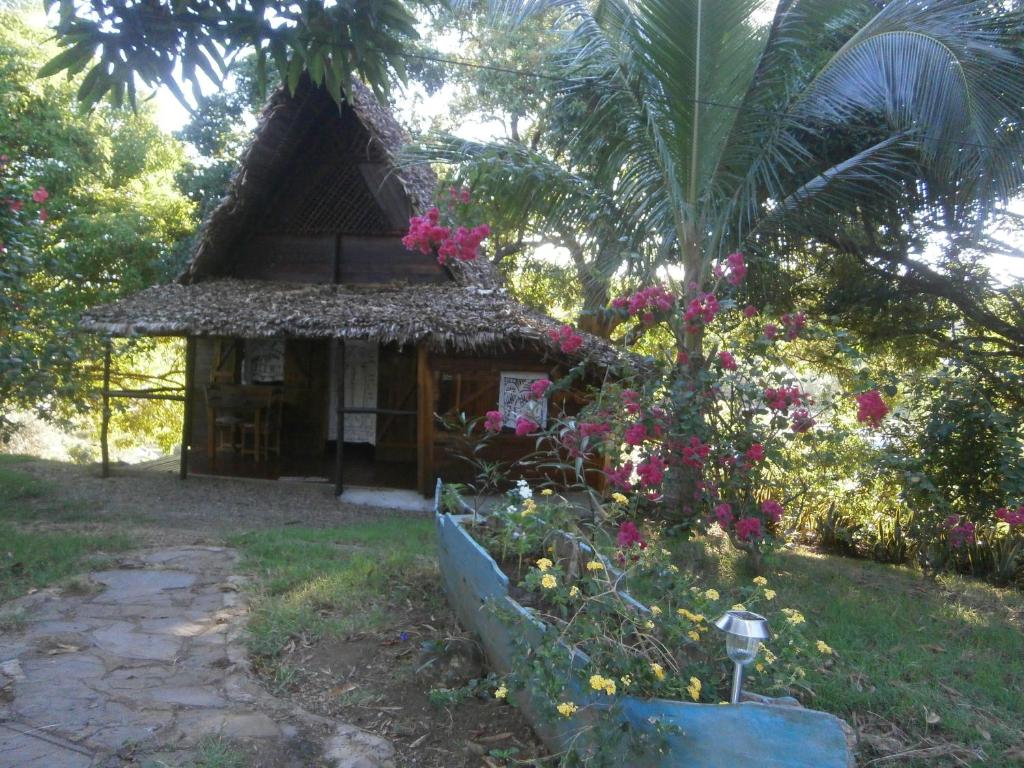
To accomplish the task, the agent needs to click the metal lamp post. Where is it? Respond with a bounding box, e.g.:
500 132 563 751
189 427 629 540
714 610 771 704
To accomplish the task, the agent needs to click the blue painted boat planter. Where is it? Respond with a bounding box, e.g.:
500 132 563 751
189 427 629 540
435 489 854 767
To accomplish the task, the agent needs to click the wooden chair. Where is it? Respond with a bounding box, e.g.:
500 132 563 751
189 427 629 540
204 385 246 455
239 387 283 461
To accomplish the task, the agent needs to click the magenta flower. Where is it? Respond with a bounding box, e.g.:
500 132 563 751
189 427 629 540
530 379 552 399
31 187 48 204
606 461 635 491
855 389 889 427
745 443 765 463
624 423 647 446
743 304 759 318
761 499 784 523
616 520 646 549
548 324 584 354
484 410 503 433
636 456 666 487
735 517 762 541
718 350 737 371
514 416 538 437
714 503 734 528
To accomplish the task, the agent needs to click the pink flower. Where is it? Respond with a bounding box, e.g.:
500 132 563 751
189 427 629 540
946 517 976 549
624 423 647 446
616 520 646 549
764 386 805 412
484 410 503 433
855 389 889 427
761 499 784 523
548 324 584 354
714 503 734 528
606 462 634 491
579 421 610 438
530 379 552 399
37 206 47 221
680 436 710 468
621 389 642 415
718 350 737 371
725 252 747 286
636 456 666 487
620 285 676 320
32 187 48 204
995 506 1024 526
735 517 762 541
745 443 765 462
515 416 537 436
781 312 807 340
683 293 720 332
6 197 22 213
676 349 689 366
791 408 816 433
743 304 759 318
763 323 778 340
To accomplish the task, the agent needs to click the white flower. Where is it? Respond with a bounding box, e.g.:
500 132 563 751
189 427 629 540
516 479 533 499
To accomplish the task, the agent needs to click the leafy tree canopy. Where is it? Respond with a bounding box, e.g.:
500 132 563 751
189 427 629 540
0 11 193 434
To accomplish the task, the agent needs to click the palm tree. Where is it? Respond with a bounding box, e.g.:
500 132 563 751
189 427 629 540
427 0 1024 356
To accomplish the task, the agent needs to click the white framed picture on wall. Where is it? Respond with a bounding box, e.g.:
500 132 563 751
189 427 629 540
499 371 549 429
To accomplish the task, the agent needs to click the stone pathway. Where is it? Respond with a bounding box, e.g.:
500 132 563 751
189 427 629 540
0 547 396 768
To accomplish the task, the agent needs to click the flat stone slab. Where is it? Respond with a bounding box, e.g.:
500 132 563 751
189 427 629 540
0 545 394 767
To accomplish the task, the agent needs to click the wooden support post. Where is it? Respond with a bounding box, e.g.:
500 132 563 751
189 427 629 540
100 340 112 478
180 336 196 480
334 339 346 496
416 344 434 497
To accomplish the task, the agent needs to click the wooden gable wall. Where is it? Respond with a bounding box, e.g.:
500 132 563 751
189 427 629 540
216 100 445 286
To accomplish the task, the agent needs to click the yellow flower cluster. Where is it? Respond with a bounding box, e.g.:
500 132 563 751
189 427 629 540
521 498 537 515
556 701 578 717
569 585 581 598
495 686 508 699
541 488 554 496
650 663 665 681
650 605 662 616
677 608 705 623
763 589 776 601
687 630 701 642
763 647 777 664
704 589 720 601
753 576 768 586
731 603 747 611
536 558 553 572
816 640 833 655
611 492 629 505
589 674 617 695
541 574 558 590
643 620 655 630
620 675 632 688
686 676 702 701
782 608 805 625
586 560 605 572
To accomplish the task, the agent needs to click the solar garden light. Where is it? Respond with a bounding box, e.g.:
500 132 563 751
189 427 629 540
714 610 771 704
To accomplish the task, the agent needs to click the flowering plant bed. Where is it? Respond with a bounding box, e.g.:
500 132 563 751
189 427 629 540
436 482 853 767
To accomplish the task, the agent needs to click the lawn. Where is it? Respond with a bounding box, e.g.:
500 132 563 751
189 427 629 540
665 534 1024 766
228 518 440 660
0 459 133 602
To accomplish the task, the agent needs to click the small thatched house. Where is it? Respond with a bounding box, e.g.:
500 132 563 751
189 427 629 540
82 78 621 496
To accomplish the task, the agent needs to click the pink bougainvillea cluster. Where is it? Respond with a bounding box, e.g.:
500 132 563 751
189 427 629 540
996 505 1024 527
855 389 890 427
401 204 490 266
548 324 584 354
612 284 676 325
945 516 977 548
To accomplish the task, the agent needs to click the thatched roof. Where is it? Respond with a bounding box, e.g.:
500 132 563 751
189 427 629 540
81 279 624 366
182 76 442 284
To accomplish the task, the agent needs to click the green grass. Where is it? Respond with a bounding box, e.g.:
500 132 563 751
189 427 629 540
0 463 134 602
665 536 1024 765
0 462 93 523
229 518 440 660
187 736 248 768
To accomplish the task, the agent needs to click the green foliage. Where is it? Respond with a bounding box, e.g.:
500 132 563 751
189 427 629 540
0 13 193 441
43 0 424 110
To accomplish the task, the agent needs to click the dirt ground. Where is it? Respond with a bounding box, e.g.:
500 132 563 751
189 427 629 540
13 458 418 543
